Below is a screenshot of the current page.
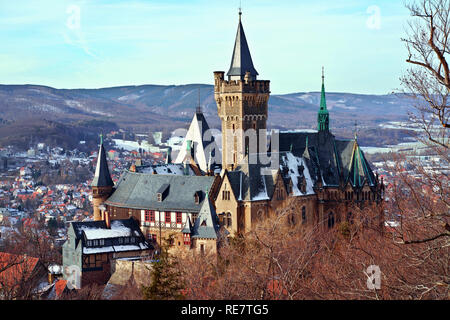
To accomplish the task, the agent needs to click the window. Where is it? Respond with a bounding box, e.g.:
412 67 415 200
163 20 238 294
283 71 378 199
288 212 296 226
194 192 200 204
145 210 155 222
328 212 335 229
183 234 190 246
227 212 232 228
176 212 182 224
165 211 171 223
124 237 130 244
118 238 124 244
302 206 306 223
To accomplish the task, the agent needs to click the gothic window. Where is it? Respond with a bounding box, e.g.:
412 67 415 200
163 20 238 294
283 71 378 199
328 212 335 229
227 212 232 228
288 212 297 226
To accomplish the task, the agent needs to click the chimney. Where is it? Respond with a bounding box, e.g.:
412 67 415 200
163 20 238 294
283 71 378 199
105 211 111 229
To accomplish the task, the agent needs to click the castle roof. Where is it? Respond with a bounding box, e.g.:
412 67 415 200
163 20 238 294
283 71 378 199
105 171 216 212
227 11 259 80
271 131 377 189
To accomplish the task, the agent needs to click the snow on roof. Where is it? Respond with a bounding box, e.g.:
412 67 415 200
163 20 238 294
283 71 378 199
79 220 132 240
252 174 270 201
83 243 149 255
283 152 315 196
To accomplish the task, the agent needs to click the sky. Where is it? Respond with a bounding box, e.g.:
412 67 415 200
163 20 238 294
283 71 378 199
0 0 412 94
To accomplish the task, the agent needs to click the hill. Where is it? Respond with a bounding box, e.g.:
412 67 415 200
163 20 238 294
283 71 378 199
0 84 416 149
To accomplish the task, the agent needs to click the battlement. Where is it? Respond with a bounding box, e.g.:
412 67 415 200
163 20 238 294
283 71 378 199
214 71 270 94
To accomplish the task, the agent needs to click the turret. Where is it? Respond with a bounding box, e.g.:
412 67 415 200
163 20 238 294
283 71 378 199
91 134 114 221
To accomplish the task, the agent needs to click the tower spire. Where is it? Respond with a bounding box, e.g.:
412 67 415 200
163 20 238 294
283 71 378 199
227 9 258 81
91 135 114 187
318 67 329 132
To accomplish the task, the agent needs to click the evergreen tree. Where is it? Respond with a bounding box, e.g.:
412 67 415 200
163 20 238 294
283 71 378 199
142 235 185 300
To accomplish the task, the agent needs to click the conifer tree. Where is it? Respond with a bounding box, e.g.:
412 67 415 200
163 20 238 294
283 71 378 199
142 234 185 300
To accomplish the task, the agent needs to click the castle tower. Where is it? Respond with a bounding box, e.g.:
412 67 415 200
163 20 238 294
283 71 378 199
91 135 114 221
214 10 270 170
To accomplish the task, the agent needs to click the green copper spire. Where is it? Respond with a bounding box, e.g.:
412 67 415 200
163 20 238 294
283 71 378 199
318 67 329 132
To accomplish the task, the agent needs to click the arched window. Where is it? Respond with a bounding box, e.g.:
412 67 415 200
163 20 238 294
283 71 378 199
328 212 335 229
227 212 232 228
257 209 265 221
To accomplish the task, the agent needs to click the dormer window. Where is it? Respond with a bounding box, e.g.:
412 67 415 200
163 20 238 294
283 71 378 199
194 191 201 204
157 184 170 202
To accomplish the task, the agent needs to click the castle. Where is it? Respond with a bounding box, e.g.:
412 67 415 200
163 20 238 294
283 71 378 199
86 10 384 258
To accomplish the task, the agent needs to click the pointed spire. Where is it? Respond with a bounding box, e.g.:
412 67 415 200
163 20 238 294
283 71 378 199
227 10 259 81
318 67 329 132
303 136 310 159
91 135 114 187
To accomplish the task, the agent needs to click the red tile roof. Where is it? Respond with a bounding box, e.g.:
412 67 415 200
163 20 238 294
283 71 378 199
0 252 40 288
55 279 68 298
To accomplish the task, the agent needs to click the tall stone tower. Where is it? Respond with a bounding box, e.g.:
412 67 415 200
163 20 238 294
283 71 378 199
214 10 270 170
91 135 114 221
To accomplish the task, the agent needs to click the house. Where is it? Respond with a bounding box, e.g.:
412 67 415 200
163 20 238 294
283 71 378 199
102 172 221 252
62 217 152 288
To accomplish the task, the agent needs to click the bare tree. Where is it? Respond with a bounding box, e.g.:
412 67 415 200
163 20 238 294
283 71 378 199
401 0 450 148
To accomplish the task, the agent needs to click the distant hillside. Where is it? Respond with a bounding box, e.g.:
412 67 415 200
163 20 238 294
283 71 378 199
0 84 417 149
